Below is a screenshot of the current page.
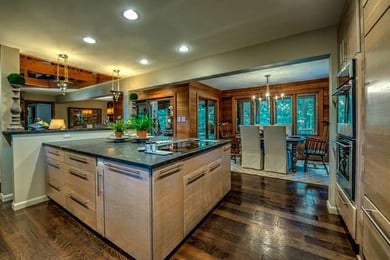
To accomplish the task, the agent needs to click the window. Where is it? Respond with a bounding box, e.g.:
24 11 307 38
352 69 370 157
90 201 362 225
255 99 270 125
274 97 292 125
236 99 251 131
198 98 216 139
296 95 317 135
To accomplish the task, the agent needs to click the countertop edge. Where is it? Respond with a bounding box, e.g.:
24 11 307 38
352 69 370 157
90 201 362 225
43 139 231 170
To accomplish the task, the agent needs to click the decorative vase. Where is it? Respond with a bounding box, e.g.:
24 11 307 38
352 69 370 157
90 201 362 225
137 129 147 139
8 84 24 130
114 131 124 138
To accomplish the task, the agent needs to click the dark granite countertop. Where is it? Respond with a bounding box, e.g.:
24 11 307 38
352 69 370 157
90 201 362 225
3 127 111 136
43 138 230 169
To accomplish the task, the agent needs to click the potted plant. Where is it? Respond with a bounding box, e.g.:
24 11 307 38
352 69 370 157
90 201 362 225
108 119 129 138
128 115 152 138
7 73 26 87
129 92 138 101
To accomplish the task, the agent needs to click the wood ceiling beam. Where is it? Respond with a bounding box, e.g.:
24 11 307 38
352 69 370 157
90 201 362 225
20 54 113 88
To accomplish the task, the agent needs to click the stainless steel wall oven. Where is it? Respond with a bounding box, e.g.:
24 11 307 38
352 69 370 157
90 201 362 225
332 59 356 202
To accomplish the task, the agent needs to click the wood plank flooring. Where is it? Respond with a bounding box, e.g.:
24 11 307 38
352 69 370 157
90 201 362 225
0 172 357 260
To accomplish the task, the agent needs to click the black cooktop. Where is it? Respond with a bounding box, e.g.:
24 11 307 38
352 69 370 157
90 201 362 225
158 140 214 152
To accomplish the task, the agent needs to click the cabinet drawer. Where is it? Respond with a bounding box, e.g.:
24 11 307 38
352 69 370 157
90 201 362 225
65 190 96 229
47 178 65 206
46 158 64 185
65 152 96 172
362 196 390 260
363 0 390 36
181 147 221 174
65 166 96 202
336 184 356 238
46 146 64 161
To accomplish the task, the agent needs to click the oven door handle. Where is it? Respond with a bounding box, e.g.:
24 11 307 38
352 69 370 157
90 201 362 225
331 139 351 148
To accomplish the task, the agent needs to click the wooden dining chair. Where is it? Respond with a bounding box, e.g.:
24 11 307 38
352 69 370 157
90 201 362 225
303 137 329 174
230 135 241 163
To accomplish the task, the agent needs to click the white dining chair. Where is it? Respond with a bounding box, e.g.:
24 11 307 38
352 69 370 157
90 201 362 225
240 125 263 170
264 125 290 174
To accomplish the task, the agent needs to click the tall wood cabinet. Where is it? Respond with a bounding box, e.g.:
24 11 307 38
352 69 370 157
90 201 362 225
338 0 361 69
361 0 390 259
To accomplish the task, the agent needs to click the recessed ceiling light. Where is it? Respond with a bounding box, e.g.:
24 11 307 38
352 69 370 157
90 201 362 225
123 9 139 20
140 58 149 65
178 44 190 53
83 36 96 44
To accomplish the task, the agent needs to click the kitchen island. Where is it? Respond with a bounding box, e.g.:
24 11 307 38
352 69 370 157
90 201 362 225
43 137 231 260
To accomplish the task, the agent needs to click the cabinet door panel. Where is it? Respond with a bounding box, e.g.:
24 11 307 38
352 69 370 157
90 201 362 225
104 162 151 260
153 163 184 259
183 167 206 235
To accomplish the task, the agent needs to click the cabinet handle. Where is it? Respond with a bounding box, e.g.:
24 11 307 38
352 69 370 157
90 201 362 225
69 168 88 180
104 162 141 175
187 171 205 185
362 207 390 246
96 170 103 196
48 182 61 191
48 162 61 169
68 155 88 164
48 150 60 156
209 161 222 172
69 193 88 208
105 163 143 180
157 163 183 180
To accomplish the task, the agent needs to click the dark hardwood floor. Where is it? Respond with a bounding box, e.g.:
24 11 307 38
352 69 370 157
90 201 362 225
0 172 357 260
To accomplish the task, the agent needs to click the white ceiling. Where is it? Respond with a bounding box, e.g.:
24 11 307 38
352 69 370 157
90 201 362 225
0 0 344 91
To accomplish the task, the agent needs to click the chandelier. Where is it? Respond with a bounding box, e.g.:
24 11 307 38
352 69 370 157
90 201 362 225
55 54 73 95
252 74 284 101
110 69 122 102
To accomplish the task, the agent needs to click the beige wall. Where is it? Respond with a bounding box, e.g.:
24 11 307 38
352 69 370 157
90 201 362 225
55 100 108 127
0 45 19 200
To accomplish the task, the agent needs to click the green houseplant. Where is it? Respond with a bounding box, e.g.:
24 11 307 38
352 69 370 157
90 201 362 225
129 92 138 101
128 115 152 138
7 73 26 86
108 119 129 138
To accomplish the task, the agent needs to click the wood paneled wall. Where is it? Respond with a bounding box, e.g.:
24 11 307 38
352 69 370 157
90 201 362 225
135 81 220 138
188 81 221 138
136 84 189 137
220 78 329 138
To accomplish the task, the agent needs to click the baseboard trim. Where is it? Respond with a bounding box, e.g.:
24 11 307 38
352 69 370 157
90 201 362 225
327 200 338 215
0 192 14 202
12 195 49 211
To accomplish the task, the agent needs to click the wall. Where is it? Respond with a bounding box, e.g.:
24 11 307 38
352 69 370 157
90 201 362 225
221 78 330 137
55 100 108 127
0 45 19 201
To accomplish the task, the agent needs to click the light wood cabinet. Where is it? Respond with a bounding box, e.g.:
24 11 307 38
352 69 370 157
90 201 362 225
103 161 152 260
64 152 97 229
45 143 231 259
336 183 356 239
152 162 184 260
183 166 207 235
204 158 223 212
45 148 65 207
363 0 389 36
221 144 231 196
338 0 361 68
